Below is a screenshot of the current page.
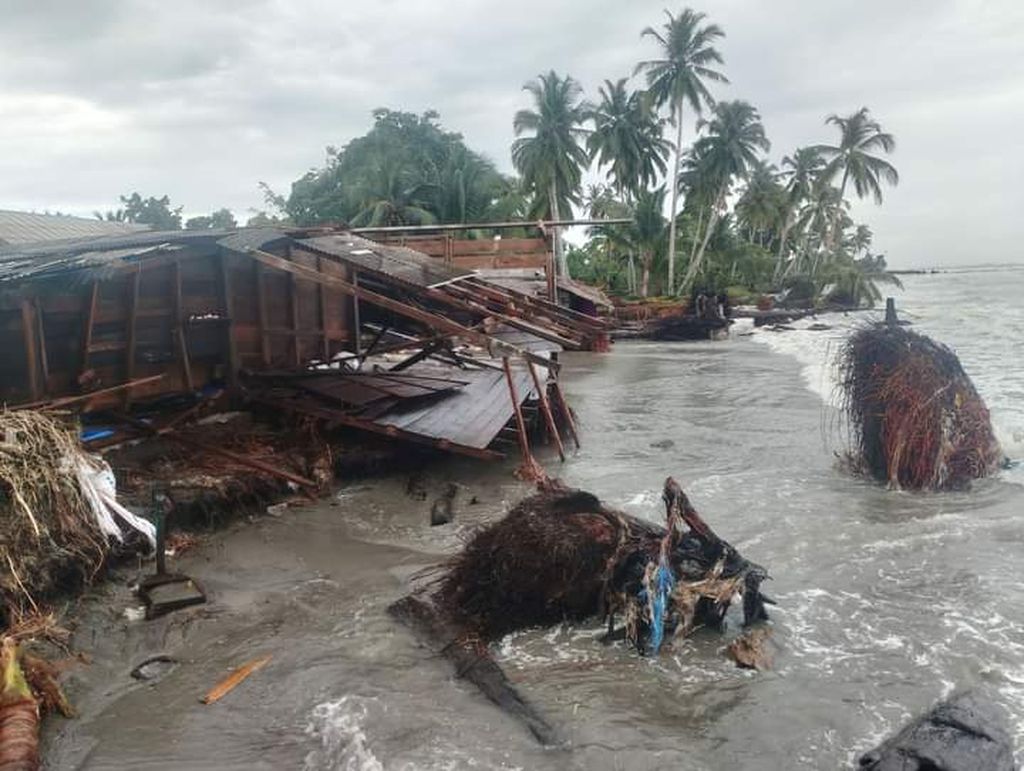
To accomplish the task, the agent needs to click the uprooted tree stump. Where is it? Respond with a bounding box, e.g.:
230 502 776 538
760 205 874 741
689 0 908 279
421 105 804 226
838 325 1003 490
390 477 773 744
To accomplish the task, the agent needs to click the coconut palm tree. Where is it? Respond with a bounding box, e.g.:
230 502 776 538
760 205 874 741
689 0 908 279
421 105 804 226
625 187 668 297
587 79 671 198
679 100 769 291
734 160 784 247
814 107 898 254
348 152 437 227
512 70 590 276
774 146 825 280
636 8 728 293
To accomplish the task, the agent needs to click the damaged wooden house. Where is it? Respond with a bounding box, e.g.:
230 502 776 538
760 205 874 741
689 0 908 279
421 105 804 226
0 226 609 498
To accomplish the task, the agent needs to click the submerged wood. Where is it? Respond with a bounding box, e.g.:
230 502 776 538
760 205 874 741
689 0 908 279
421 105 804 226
391 478 772 744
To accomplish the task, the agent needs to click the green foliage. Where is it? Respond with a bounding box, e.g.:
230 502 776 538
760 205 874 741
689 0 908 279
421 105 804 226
185 208 237 230
285 109 506 228
512 71 590 219
587 79 670 197
96 193 183 230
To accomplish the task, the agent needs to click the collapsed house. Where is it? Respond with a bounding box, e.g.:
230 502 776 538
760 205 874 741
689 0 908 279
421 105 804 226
366 228 614 320
0 226 609 475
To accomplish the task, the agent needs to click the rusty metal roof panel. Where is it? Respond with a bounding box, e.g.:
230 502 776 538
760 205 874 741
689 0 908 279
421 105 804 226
296 233 472 288
373 366 534 449
488 324 561 354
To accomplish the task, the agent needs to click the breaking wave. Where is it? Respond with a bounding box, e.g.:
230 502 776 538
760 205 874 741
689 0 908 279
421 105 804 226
304 695 384 771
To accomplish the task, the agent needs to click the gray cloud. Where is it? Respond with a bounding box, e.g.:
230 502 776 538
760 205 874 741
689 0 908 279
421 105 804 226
0 0 1020 266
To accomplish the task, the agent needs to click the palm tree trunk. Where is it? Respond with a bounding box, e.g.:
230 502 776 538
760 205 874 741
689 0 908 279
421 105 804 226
666 108 685 295
687 205 705 274
773 210 794 282
828 168 850 256
681 190 724 291
549 181 569 278
641 252 651 298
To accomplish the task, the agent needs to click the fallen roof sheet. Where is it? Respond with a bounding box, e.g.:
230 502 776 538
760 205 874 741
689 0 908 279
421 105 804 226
477 268 613 309
297 233 472 289
488 324 561 354
374 365 534 449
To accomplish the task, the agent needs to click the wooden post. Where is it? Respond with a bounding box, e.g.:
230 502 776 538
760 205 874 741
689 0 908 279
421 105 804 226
527 360 564 462
546 236 557 303
20 300 40 401
123 265 141 408
173 259 194 391
81 279 99 377
289 273 301 367
34 300 49 393
316 256 330 361
503 356 534 469
218 253 240 387
353 270 362 358
885 297 899 327
550 377 580 449
254 261 270 366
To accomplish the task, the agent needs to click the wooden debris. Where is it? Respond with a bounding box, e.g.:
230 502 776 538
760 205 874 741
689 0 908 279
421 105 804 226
726 626 774 671
201 654 272 705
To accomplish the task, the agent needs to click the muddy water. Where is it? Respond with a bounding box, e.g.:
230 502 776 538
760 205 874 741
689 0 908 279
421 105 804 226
45 335 1024 770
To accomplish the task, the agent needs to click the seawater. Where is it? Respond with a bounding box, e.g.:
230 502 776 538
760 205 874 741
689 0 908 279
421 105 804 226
47 267 1024 770
751 265 1024 481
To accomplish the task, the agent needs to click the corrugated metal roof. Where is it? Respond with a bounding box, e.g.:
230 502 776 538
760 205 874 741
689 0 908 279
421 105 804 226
0 244 182 282
297 233 472 289
477 268 612 309
0 227 287 283
374 365 534 449
0 210 148 245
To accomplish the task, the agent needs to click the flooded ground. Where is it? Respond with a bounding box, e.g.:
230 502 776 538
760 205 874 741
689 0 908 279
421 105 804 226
44 330 1024 769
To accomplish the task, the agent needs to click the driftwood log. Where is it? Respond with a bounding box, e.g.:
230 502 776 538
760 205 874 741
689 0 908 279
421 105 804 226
389 477 772 744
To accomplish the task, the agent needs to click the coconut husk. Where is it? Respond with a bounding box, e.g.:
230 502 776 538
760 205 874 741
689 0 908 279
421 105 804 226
838 325 1003 490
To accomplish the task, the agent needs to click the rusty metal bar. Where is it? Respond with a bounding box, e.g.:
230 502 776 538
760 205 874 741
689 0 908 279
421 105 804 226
502 356 534 470
550 378 580 450
527 359 564 462
351 218 632 234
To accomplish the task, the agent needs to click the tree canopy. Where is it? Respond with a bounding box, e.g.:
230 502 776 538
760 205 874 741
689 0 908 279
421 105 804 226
285 109 507 228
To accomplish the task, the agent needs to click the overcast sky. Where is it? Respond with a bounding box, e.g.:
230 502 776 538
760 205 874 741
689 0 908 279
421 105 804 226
1 0 1021 267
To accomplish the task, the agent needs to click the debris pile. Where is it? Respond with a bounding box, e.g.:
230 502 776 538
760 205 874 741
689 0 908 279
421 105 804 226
0 410 155 624
838 325 1003 490
436 477 770 653
392 477 772 743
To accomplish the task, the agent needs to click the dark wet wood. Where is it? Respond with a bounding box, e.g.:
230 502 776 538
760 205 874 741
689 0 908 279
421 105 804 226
388 593 559 746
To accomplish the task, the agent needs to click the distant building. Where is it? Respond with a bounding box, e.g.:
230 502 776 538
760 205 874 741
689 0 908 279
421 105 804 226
0 209 149 246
